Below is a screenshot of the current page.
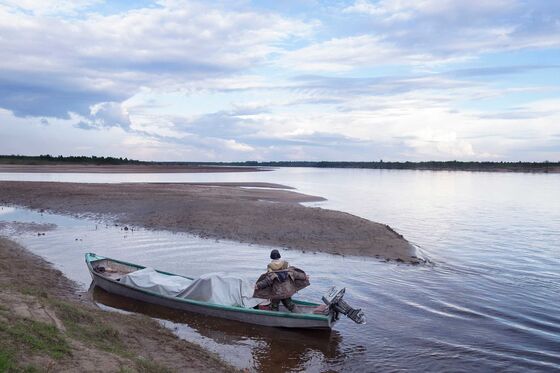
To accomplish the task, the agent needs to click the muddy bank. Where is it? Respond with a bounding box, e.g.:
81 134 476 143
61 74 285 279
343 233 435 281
0 181 419 262
0 163 266 173
0 236 236 372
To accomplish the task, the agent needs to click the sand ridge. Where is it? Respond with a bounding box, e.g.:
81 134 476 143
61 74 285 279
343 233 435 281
0 180 420 262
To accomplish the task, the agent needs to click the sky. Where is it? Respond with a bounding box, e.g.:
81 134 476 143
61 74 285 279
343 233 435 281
0 0 559 161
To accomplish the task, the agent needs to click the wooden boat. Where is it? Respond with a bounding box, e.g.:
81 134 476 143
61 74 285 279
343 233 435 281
85 252 338 329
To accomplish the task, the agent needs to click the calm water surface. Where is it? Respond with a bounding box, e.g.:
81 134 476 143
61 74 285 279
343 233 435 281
1 168 559 372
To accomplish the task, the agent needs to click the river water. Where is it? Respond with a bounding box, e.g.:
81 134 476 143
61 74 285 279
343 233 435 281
0 168 559 372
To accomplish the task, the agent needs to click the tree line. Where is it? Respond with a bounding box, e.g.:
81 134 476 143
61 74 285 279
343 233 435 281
1 156 558 172
181 160 560 172
0 155 143 165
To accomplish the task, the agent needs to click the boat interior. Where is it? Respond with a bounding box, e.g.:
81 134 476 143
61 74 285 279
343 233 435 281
90 258 328 315
91 258 138 280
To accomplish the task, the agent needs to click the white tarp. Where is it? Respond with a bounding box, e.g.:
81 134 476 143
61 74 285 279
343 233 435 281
119 268 261 308
119 268 193 297
177 273 261 308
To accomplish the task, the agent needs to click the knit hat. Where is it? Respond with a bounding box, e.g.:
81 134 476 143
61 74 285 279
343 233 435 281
270 249 281 260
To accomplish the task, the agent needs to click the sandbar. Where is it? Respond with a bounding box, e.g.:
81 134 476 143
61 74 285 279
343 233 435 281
0 181 419 262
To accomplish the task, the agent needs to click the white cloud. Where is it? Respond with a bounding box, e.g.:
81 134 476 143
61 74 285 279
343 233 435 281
343 0 517 21
0 0 100 16
223 139 254 152
317 0 560 71
0 1 314 118
403 129 477 158
89 102 131 129
342 0 416 22
279 35 403 72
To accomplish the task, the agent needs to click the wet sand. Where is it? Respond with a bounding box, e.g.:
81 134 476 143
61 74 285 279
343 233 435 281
0 235 236 372
0 164 266 173
0 181 419 262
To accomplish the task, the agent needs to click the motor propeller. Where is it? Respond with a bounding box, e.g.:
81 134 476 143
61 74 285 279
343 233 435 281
322 287 366 324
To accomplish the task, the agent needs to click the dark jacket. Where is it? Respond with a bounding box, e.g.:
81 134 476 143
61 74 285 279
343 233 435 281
253 266 310 300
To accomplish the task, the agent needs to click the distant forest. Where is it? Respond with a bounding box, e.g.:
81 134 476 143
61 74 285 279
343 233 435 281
1 155 558 172
0 154 143 165
206 160 560 172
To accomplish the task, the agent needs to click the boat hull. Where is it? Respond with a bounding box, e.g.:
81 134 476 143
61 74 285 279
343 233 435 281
87 254 334 329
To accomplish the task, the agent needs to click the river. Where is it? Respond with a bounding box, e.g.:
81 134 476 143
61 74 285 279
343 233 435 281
1 168 559 372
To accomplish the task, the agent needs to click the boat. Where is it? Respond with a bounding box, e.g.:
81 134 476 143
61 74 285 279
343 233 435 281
85 252 365 329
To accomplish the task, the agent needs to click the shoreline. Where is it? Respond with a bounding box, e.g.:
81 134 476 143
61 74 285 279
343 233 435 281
0 164 268 173
0 180 420 263
1 160 558 174
0 235 236 372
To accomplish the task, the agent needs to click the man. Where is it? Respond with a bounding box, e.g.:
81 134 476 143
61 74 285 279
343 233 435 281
267 249 288 272
253 250 310 312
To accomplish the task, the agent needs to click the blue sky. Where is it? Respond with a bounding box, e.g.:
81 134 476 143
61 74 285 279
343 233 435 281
0 0 559 161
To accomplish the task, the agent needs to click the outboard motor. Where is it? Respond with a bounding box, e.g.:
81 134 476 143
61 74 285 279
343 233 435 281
322 287 366 324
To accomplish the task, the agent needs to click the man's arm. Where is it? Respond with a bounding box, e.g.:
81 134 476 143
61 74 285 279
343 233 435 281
255 275 274 290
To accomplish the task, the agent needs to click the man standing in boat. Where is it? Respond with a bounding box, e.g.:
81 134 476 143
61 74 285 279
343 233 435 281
253 249 310 312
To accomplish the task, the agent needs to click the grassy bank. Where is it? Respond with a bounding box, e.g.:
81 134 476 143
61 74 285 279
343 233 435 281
0 237 236 373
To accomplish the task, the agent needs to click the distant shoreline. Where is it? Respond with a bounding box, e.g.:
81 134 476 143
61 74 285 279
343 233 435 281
0 164 267 174
0 155 558 173
180 161 560 174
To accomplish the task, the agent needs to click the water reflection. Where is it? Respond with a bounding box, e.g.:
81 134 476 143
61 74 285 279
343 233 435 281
91 285 348 372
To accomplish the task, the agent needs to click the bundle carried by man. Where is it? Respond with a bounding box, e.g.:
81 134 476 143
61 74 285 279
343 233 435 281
253 266 310 300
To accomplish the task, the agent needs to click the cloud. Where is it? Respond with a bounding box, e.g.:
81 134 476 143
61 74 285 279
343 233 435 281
343 0 516 21
400 129 477 158
477 110 556 120
0 1 312 119
279 35 403 72
171 110 258 139
0 70 128 119
290 74 468 98
0 0 100 16
296 0 560 71
75 101 132 130
222 139 254 152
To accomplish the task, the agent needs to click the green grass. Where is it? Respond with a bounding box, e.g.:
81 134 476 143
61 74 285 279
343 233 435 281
52 301 176 371
0 319 70 361
19 287 49 299
135 358 173 373
52 300 128 356
0 348 15 372
0 295 186 372
117 367 135 373
52 301 94 324
21 365 41 373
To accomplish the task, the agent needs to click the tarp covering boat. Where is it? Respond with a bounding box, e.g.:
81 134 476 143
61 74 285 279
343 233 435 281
119 268 261 308
119 268 192 297
177 273 261 308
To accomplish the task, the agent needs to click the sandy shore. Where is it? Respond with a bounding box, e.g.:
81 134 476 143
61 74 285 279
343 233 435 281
0 181 419 262
0 235 236 372
0 164 266 173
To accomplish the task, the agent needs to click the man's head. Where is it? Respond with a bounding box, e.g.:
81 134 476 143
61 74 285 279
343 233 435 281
270 249 281 260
